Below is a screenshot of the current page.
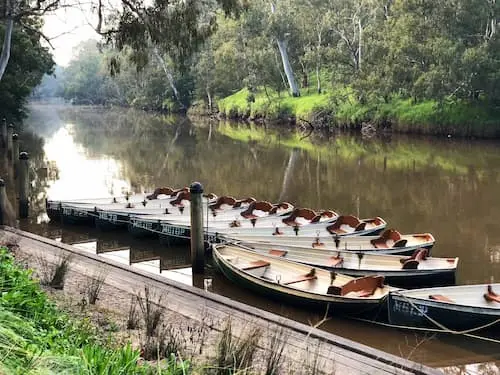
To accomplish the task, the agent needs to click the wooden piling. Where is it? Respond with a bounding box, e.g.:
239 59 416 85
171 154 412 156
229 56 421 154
12 134 18 178
6 124 13 161
190 181 204 273
18 152 29 218
0 178 4 225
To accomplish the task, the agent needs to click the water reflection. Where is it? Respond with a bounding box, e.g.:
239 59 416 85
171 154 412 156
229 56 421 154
15 104 500 370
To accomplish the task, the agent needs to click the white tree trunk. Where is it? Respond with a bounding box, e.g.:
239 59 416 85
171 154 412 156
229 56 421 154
271 2 300 97
206 86 212 112
151 46 183 108
358 17 362 71
0 18 14 82
276 39 300 97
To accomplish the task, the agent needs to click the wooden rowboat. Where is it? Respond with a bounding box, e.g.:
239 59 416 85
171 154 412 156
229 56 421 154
212 244 395 315
228 242 456 287
48 188 219 226
212 215 387 238
387 284 500 332
222 229 434 256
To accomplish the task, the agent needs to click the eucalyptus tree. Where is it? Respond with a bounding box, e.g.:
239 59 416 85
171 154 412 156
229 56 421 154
93 0 242 108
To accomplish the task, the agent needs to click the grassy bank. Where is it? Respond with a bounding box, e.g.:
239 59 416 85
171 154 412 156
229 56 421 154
216 88 500 138
0 246 188 374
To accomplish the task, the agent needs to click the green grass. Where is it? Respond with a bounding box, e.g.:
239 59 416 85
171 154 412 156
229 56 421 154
217 86 500 137
0 247 190 374
217 88 331 120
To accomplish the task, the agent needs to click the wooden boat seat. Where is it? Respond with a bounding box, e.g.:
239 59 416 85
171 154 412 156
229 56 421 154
242 260 271 271
268 249 287 257
282 208 317 226
400 249 428 269
327 276 384 297
240 201 274 219
371 229 403 249
326 215 362 235
233 197 256 208
269 202 293 214
170 190 191 206
484 285 500 303
147 186 189 200
311 210 337 223
209 196 237 210
282 274 317 285
329 256 343 267
429 294 454 303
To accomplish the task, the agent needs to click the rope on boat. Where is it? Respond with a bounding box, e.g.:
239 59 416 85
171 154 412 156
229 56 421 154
383 292 500 341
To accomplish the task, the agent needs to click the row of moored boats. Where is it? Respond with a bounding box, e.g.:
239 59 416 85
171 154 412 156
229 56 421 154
45 186 500 335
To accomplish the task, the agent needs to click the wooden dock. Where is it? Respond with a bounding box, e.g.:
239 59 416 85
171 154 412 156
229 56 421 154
1 226 441 375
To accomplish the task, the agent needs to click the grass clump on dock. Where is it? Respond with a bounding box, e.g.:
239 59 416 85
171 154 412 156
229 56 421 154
0 247 190 374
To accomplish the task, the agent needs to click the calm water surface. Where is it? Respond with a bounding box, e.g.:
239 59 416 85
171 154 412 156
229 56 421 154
13 104 500 372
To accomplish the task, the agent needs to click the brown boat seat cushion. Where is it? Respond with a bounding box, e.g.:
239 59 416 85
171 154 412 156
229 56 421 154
233 197 257 208
242 260 271 271
371 229 403 249
429 294 454 303
327 215 361 234
327 275 385 297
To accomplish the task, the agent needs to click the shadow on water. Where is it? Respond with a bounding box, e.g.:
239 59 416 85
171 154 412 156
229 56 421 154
9 103 500 371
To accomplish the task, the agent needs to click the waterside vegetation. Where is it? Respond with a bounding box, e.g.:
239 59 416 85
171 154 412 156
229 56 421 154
31 0 500 137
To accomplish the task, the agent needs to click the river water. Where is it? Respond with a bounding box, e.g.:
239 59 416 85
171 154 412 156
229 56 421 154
12 104 500 373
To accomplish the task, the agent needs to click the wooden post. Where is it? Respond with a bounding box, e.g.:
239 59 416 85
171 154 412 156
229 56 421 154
0 178 4 225
1 118 6 148
12 134 18 178
6 124 13 161
18 152 29 218
190 181 205 273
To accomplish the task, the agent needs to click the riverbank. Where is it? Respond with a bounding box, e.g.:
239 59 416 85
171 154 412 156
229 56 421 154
0 227 439 375
209 88 500 138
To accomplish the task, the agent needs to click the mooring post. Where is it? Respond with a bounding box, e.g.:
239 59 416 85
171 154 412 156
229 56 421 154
18 152 29 218
1 118 6 148
190 181 205 273
12 134 18 178
0 178 4 225
6 124 13 161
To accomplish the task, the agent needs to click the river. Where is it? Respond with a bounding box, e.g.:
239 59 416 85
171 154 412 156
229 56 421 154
12 103 500 373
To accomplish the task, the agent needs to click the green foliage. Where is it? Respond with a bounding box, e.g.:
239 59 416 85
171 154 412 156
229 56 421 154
0 25 54 120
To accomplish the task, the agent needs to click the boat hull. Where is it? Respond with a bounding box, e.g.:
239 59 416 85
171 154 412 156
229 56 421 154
214 253 385 317
387 292 500 332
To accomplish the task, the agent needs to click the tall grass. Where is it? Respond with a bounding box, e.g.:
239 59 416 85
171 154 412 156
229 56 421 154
0 248 190 374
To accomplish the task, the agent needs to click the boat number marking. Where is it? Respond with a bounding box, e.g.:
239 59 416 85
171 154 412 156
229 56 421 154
98 212 118 223
63 207 88 217
393 300 428 317
132 220 154 230
161 224 187 237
